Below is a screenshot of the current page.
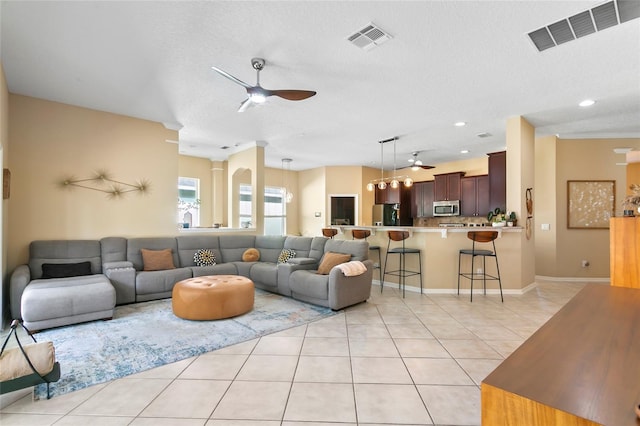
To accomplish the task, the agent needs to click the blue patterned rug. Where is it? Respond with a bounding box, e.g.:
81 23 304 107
35 290 335 399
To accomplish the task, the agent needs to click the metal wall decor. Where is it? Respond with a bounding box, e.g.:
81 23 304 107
59 170 150 198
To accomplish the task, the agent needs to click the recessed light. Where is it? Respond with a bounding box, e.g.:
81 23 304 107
454 121 466 127
460 150 469 154
579 99 595 107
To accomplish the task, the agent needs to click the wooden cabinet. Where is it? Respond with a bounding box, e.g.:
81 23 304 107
399 185 413 225
488 151 506 212
411 181 434 218
610 217 640 288
374 185 400 204
434 172 464 201
461 175 489 217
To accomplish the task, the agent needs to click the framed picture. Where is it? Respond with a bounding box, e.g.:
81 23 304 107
567 180 615 229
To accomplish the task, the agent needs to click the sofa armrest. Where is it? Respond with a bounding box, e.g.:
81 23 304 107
327 259 374 310
10 265 31 319
103 261 136 305
277 259 319 296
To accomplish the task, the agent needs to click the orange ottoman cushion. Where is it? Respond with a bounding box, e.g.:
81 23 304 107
172 275 254 320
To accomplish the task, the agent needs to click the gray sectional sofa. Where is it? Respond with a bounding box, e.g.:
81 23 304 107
10 235 373 331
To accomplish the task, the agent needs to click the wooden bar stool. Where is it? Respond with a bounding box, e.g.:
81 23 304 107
322 228 338 238
383 230 422 297
457 231 503 302
352 229 382 283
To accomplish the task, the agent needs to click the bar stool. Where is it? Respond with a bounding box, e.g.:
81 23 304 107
457 231 503 302
322 228 338 238
383 230 423 297
352 229 382 283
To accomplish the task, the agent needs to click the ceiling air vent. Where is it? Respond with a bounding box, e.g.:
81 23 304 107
527 0 640 52
347 23 392 51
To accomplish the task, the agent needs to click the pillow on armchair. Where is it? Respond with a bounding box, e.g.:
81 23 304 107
316 252 351 275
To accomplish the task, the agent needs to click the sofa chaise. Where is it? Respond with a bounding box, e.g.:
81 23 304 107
10 235 373 331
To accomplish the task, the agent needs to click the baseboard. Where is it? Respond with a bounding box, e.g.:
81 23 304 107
372 280 537 295
535 275 611 283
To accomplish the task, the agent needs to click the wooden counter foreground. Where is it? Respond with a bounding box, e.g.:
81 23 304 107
481 284 640 426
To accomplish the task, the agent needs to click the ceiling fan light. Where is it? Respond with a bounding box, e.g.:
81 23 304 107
390 179 399 189
404 177 413 187
378 181 387 190
249 93 266 103
366 182 375 191
411 165 419 171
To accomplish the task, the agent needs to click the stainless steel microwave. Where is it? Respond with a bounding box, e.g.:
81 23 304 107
433 200 460 216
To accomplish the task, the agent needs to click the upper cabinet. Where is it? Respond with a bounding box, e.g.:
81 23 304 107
488 151 506 212
461 175 490 217
434 172 465 201
412 181 435 218
375 185 400 204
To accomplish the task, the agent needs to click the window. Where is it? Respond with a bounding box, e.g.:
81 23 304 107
264 186 286 235
239 183 252 228
178 177 200 227
238 185 287 234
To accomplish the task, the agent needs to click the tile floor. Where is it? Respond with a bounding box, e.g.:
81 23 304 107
0 281 588 426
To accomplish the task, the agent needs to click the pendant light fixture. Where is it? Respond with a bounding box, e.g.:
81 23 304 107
281 158 293 203
366 137 413 191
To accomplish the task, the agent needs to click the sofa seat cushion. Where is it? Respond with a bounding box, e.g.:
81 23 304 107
21 275 115 323
191 262 237 277
250 263 278 288
289 270 329 301
135 268 192 296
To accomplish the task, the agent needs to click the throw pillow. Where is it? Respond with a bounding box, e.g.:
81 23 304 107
316 252 351 275
193 249 216 267
277 248 296 264
242 248 260 262
141 248 176 271
41 261 92 279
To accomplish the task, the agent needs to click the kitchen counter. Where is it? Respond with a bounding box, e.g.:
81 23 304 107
333 225 529 294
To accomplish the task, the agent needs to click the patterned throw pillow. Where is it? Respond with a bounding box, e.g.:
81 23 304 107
277 249 296 264
193 249 216 267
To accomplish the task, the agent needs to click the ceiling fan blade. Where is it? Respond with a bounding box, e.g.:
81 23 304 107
211 66 252 89
268 89 316 101
237 98 254 113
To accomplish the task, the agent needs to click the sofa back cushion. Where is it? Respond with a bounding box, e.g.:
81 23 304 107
324 239 369 261
127 237 180 271
255 236 286 263
100 237 128 263
309 237 328 261
176 235 221 267
283 236 315 259
218 235 257 262
29 240 102 279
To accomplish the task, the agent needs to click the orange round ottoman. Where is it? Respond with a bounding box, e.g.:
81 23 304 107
172 275 254 320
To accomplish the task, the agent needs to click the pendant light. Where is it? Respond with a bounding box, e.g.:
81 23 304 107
281 158 293 203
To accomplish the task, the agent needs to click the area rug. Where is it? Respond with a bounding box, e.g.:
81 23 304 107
34 290 336 399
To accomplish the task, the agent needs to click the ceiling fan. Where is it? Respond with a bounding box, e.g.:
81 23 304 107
404 152 435 170
211 57 317 112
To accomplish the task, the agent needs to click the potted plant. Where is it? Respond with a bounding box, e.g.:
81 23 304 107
622 183 640 217
488 207 506 227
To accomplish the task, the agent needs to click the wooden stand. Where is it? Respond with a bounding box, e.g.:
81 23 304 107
481 285 640 425
610 216 640 288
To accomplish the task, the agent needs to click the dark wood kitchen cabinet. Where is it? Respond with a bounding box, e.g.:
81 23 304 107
461 175 490 217
412 181 435 218
488 151 506 212
434 172 465 201
375 185 400 204
399 185 413 225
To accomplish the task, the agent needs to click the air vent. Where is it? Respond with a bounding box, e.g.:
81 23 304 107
527 0 640 52
347 23 392 51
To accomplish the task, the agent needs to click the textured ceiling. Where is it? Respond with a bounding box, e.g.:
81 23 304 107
2 1 639 171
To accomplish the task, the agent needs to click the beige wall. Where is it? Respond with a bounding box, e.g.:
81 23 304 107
1 63 9 327
326 166 364 226
535 136 558 277
535 137 640 278
299 167 326 236
7 95 178 271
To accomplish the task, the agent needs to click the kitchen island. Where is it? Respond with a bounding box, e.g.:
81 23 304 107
335 225 530 295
